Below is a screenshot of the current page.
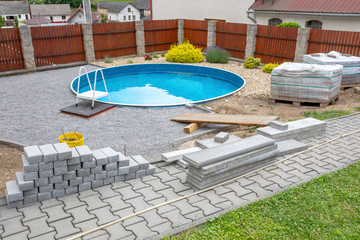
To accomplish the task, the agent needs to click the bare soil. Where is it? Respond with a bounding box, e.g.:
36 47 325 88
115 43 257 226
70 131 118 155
0 144 23 195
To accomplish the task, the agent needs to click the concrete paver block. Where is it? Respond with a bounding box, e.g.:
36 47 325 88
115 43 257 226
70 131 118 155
69 177 83 187
79 182 92 192
54 166 68 175
67 205 96 224
124 220 157 239
107 170 118 178
90 205 117 225
24 187 38 197
96 171 107 180
23 171 39 181
39 184 54 194
118 166 130 175
146 164 156 175
128 158 140 173
115 175 125 182
52 189 65 198
77 168 91 177
54 181 68 190
39 169 53 179
22 155 39 173
15 172 34 191
54 160 67 168
49 217 81 239
53 142 72 160
91 166 103 174
38 192 52 201
75 145 93 162
105 162 118 171
214 132 230 143
136 170 146 178
49 175 63 184
92 149 108 166
269 121 288 131
39 162 53 171
66 186 78 196
131 155 149 170
104 177 115 185
18 203 46 222
92 180 104 188
100 147 119 163
0 216 29 238
5 180 23 202
83 174 95 183
196 135 241 149
68 148 80 165
24 195 38 205
161 147 202 162
63 171 76 181
68 163 81 171
118 152 130 167
82 159 96 169
39 144 58 162
24 145 43 164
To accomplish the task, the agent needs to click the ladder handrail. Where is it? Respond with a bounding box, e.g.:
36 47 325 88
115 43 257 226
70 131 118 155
93 68 110 101
77 66 93 95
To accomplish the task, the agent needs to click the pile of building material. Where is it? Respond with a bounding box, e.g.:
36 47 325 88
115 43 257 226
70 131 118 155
270 62 343 105
183 135 279 190
5 143 154 208
256 118 327 141
303 51 360 86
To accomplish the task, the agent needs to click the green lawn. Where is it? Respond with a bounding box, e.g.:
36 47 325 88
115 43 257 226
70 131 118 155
303 110 352 120
163 161 360 239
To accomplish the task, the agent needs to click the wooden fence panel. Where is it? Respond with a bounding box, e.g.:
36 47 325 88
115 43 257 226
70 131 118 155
144 19 178 53
216 22 247 59
255 25 298 64
0 28 24 72
92 22 136 60
307 29 360 56
31 25 85 67
184 20 208 49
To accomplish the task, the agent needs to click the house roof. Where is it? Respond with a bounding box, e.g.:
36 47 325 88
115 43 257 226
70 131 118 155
0 1 30 15
26 15 52 25
133 0 150 10
67 7 99 22
250 0 360 14
98 2 131 13
30 4 71 16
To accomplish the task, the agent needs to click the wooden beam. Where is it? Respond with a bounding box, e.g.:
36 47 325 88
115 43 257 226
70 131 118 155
184 123 206 134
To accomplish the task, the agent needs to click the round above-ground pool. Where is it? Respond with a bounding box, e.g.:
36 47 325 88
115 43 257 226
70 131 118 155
71 63 245 107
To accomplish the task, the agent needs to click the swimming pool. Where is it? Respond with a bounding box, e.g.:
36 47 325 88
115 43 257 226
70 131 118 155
71 63 245 107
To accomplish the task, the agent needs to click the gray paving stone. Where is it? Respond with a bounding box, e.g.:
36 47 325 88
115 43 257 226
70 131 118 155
95 171 107 180
147 197 167 206
157 204 177 215
48 217 81 240
267 175 293 188
54 166 68 175
23 216 55 239
264 183 282 192
111 181 129 190
270 168 294 179
42 204 71 223
39 144 58 162
184 209 205 221
15 172 34 191
54 181 68 190
77 168 91 177
92 149 109 166
169 199 199 216
136 170 146 178
75 145 93 162
115 185 141 201
125 172 136 180
140 209 168 228
23 171 39 181
5 180 23 202
40 198 63 210
92 180 104 188
162 164 184 175
79 182 92 192
164 179 192 194
24 195 38 206
58 194 84 211
124 220 158 239
105 162 118 171
105 222 134 240
114 175 125 182
2 230 29 240
39 162 53 171
247 174 274 187
136 186 164 202
66 186 78 196
107 170 118 178
153 170 177 183
199 190 228 205
131 155 149 170
287 169 309 180
236 177 255 187
128 158 140 173
78 189 98 199
63 171 77 181
22 155 39 173
24 188 38 197
38 192 52 202
6 199 24 208
69 177 83 187
241 192 260 202
187 194 206 204
39 169 53 179
159 208 192 228
81 194 108 211
191 199 222 216
122 216 145 227
125 196 152 212
162 147 202 162
30 231 56 240
39 185 53 194
24 145 43 164
100 147 119 163
244 183 272 197
0 216 29 238
94 185 120 200
157 188 180 202
54 160 67 168
118 166 130 175
68 148 80 165
53 142 72 160
127 178 150 191
103 195 132 212
67 205 96 224
224 182 253 197
113 206 135 219
49 175 62 184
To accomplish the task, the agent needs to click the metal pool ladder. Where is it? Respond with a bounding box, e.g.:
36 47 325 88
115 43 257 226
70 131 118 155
76 67 110 110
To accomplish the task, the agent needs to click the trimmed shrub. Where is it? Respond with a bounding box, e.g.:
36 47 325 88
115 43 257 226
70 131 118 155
153 54 159 58
166 40 203 63
204 46 230 63
104 57 113 63
277 22 301 28
262 63 280 73
244 57 262 69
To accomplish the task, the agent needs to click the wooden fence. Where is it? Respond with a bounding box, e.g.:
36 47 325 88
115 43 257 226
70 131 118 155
31 25 85 67
307 29 360 56
184 20 208 49
92 22 136 60
0 28 24 72
216 22 247 59
255 25 298 64
144 19 178 53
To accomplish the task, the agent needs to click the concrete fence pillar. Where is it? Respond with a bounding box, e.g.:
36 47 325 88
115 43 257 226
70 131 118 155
294 27 311 62
178 19 184 44
207 21 217 47
244 24 258 60
19 26 36 71
135 20 145 56
81 23 96 62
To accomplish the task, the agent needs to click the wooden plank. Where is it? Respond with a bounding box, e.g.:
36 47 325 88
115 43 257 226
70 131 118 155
184 123 206 134
172 113 279 127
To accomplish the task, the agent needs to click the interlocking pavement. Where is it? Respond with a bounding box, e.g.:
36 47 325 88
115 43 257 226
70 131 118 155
1 113 360 240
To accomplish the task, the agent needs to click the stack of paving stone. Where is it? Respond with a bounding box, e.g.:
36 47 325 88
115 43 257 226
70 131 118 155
5 143 155 208
183 135 279 190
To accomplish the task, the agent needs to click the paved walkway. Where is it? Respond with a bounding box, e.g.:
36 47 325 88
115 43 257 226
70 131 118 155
1 112 359 239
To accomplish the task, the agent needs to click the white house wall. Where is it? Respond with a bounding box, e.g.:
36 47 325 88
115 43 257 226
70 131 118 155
4 13 30 21
152 0 253 23
108 5 140 22
253 13 360 31
70 12 84 23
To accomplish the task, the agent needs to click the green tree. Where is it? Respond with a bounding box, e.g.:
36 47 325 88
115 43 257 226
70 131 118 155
13 16 18 28
0 16 5 28
46 0 82 9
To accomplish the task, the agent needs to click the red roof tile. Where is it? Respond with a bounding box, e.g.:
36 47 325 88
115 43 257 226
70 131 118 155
250 0 360 14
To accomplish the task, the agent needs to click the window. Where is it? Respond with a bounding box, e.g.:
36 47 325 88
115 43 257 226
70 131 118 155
62 15 66 20
306 20 322 29
128 7 131 12
268 18 282 26
50 16 53 21
109 15 111 20
123 15 126 21
132 15 135 20
26 15 28 20
18 15 21 18
128 15 131 20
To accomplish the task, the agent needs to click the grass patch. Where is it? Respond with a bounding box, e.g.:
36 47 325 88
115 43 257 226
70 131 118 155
303 110 351 120
104 57 113 64
163 161 360 240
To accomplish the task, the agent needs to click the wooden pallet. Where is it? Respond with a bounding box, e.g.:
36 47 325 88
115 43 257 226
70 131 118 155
269 96 339 108
171 113 279 127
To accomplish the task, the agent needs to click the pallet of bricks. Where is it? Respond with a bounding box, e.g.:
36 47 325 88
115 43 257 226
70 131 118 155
5 143 155 208
269 62 343 107
303 51 360 87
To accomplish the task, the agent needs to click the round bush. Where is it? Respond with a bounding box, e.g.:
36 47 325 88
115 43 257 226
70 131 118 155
166 40 204 63
244 57 262 69
204 46 230 63
262 63 280 73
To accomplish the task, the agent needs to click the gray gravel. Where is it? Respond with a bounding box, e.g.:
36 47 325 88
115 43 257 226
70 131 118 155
0 65 212 161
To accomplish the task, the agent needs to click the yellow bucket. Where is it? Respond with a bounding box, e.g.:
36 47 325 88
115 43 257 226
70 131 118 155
58 132 84 148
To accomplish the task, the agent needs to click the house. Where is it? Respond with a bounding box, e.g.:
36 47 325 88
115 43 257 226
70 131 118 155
151 0 254 23
67 6 100 24
133 0 150 19
0 1 30 24
30 3 71 23
248 0 360 31
25 15 51 26
97 2 140 22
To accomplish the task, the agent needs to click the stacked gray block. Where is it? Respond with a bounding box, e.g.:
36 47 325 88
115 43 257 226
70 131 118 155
5 143 155 208
183 135 279 190
256 118 327 141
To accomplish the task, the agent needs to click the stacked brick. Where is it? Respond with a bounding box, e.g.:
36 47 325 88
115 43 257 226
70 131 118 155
5 143 155 208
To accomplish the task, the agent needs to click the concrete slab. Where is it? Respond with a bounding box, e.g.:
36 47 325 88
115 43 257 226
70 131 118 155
195 135 241 149
276 139 309 156
161 147 202 162
214 132 229 143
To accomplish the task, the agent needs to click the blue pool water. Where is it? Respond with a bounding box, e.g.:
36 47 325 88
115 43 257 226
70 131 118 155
71 64 245 107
